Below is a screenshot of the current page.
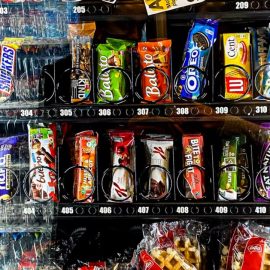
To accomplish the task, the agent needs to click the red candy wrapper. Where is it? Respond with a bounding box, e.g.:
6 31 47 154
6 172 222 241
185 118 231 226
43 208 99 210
28 123 57 202
74 131 98 203
78 262 106 270
139 250 162 270
182 134 205 200
137 40 172 103
109 131 135 202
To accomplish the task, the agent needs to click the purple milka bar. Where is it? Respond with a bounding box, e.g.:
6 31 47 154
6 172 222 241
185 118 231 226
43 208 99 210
257 123 270 202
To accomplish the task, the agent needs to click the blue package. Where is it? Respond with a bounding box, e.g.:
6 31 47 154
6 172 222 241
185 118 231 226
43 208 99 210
177 19 218 100
0 136 18 201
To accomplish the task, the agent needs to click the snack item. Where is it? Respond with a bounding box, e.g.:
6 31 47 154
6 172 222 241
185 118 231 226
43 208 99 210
109 131 135 202
74 131 98 203
97 38 134 103
0 136 19 201
177 19 218 100
151 247 196 270
28 123 57 202
257 123 270 201
182 134 205 199
143 135 173 199
137 40 172 103
68 22 96 104
219 137 239 201
139 250 162 270
222 33 251 100
0 44 17 103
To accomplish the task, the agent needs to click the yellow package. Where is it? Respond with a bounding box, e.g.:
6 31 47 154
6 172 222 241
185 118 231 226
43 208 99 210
222 33 251 100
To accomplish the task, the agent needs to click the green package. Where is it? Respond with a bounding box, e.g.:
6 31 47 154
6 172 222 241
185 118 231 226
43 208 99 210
218 137 239 201
97 38 134 103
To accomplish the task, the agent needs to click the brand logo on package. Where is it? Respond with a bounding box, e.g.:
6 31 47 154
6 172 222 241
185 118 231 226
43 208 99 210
248 245 263 253
226 36 238 59
144 0 205 15
144 261 154 270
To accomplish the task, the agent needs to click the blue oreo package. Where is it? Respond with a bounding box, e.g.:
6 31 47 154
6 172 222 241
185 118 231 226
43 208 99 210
177 19 218 100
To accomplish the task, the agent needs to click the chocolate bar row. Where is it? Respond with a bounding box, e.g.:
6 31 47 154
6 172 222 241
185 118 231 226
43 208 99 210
2 121 270 204
3 20 270 106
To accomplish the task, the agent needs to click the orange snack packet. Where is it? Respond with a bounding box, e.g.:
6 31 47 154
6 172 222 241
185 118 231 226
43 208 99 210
137 40 172 103
74 131 98 203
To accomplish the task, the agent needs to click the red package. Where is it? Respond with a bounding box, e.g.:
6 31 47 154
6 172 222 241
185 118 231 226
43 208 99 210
139 250 162 270
182 134 205 200
78 262 106 270
137 40 172 103
108 131 135 202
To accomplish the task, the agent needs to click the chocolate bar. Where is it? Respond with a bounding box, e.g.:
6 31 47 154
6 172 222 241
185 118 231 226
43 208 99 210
108 131 135 202
68 22 96 104
28 123 57 202
74 131 98 203
143 135 173 199
182 134 205 199
137 40 172 103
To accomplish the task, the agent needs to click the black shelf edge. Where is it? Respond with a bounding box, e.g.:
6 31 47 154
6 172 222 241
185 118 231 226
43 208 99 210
55 202 270 219
1 102 270 122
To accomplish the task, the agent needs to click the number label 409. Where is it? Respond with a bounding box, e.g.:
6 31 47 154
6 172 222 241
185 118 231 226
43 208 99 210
215 206 228 214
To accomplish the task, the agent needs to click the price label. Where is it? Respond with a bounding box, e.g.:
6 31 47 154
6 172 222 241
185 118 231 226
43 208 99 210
176 206 189 214
20 109 34 117
61 207 74 215
98 109 112 117
255 206 267 214
137 108 149 116
60 109 73 117
215 107 229 115
255 106 268 114
176 107 189 115
215 206 228 214
235 1 249 9
0 7 8 15
137 206 150 214
73 6 86 14
23 207 35 215
99 207 112 214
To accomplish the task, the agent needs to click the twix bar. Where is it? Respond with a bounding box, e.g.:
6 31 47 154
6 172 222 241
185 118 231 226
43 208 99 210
74 131 98 203
137 40 172 103
182 134 205 199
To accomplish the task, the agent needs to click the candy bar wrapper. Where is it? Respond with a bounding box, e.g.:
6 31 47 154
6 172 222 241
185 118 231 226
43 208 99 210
109 131 135 202
74 131 98 203
97 38 134 103
178 19 218 100
137 40 172 103
143 135 173 199
0 136 19 201
222 33 252 100
28 123 57 202
68 22 96 104
182 134 205 200
218 137 239 201
257 123 270 202
237 135 249 197
0 43 19 103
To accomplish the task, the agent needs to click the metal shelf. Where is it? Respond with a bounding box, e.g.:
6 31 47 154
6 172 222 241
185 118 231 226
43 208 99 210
56 202 270 219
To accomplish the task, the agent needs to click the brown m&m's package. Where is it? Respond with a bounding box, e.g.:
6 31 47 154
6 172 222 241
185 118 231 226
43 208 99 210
108 131 135 202
182 134 205 200
137 40 172 103
68 22 96 104
74 131 98 203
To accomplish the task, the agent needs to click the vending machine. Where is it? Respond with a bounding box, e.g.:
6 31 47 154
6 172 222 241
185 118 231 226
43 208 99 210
0 0 270 269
